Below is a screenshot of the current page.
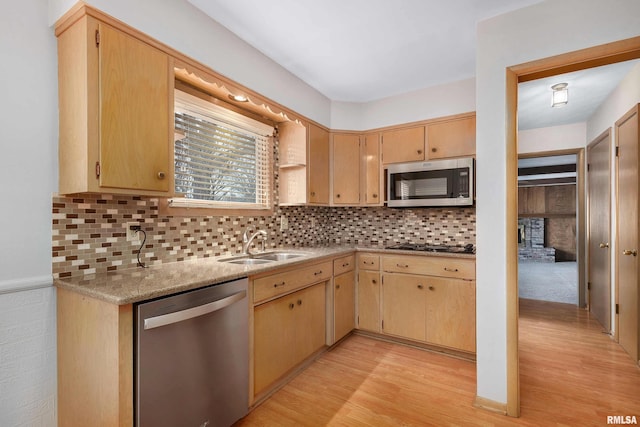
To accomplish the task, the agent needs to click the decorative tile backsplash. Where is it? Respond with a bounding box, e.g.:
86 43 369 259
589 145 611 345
52 195 475 278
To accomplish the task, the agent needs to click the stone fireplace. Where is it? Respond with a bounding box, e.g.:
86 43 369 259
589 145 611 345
518 217 556 262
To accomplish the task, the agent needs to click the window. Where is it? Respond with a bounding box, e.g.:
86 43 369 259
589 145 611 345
170 90 274 211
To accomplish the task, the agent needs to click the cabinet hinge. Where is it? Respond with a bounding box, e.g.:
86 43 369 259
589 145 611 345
616 146 620 157
616 303 619 314
587 282 591 290
382 320 384 329
95 162 101 179
357 315 359 326
95 30 100 47
587 163 590 172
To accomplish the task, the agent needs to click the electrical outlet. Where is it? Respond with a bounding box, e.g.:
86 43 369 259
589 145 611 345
280 216 289 231
125 222 141 242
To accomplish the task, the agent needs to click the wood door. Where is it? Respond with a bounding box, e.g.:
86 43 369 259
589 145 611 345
334 271 355 341
381 127 425 164
253 293 297 395
363 133 382 205
293 283 326 363
357 270 381 332
425 277 476 352
332 134 361 204
381 274 426 341
98 23 170 192
308 123 330 204
616 105 639 362
426 115 475 159
587 130 611 331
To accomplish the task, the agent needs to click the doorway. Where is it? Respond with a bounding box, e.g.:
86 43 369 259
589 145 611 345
517 153 580 306
506 37 640 416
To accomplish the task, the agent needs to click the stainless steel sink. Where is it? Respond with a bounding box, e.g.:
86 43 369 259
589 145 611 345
217 251 308 264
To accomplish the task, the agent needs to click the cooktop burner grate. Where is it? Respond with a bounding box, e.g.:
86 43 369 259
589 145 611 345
384 243 475 254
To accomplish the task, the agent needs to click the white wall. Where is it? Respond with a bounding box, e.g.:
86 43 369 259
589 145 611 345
476 0 640 405
586 61 640 334
518 122 586 154
0 0 58 424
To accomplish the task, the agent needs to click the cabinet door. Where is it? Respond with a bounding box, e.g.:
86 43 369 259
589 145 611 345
293 283 326 363
253 292 297 395
425 278 476 352
381 127 425 164
308 124 330 204
381 274 426 341
357 270 380 332
363 133 382 205
334 271 355 342
98 23 170 192
426 116 475 159
332 134 361 204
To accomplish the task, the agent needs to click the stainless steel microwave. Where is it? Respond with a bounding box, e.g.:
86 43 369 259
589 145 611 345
386 157 474 207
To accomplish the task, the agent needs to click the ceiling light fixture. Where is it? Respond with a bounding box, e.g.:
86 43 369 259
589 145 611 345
551 83 568 108
228 94 249 103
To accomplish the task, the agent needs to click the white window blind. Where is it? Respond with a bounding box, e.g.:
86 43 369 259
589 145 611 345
171 90 274 210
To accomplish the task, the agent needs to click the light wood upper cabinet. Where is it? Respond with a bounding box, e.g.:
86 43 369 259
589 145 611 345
308 124 330 204
363 133 382 205
426 115 476 159
332 133 361 204
381 127 425 164
57 15 171 195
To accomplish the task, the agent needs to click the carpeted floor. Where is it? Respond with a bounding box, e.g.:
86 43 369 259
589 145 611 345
518 261 578 305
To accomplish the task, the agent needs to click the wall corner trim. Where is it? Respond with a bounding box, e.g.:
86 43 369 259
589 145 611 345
0 275 53 295
473 396 508 415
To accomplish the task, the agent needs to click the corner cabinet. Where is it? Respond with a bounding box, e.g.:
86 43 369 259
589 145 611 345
56 12 172 195
278 121 330 205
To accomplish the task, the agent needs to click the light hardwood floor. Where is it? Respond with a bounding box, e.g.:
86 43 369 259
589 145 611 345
237 299 640 426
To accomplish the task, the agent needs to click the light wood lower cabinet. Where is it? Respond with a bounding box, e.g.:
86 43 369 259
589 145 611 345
253 282 326 396
334 270 355 342
357 269 381 333
382 273 426 341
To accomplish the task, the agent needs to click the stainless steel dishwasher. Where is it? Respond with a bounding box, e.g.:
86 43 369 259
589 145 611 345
135 278 249 427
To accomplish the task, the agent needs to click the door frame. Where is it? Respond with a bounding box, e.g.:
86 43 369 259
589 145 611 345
505 36 640 416
586 128 612 331
517 149 586 307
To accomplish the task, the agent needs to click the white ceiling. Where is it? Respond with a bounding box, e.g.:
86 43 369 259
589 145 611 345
188 0 543 102
188 0 638 131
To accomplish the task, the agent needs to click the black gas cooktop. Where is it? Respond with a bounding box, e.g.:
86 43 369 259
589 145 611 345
385 243 475 254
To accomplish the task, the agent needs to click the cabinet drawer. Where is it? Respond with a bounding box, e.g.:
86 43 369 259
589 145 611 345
382 255 475 280
333 255 355 276
358 254 380 270
253 260 332 303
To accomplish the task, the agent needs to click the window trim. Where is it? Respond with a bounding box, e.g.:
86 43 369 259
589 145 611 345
166 88 275 216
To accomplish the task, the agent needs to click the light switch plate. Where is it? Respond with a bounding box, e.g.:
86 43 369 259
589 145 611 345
280 216 289 231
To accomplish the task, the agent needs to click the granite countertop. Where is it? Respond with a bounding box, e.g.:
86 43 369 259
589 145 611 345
54 245 475 305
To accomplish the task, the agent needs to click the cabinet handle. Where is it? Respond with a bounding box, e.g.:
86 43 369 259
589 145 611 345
622 249 637 256
373 193 378 198
289 303 295 310
417 149 423 154
428 286 435 291
157 171 166 180
417 284 424 289
431 148 437 153
444 267 459 272
336 284 341 289
273 281 286 288
310 191 316 196
336 194 341 198
342 262 350 267
397 263 409 268
599 243 609 248
372 279 377 284
297 299 302 306
314 270 323 276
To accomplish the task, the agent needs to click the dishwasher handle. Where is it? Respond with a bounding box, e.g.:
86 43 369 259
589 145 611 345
144 290 247 330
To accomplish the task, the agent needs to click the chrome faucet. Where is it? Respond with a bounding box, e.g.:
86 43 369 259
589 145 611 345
242 229 267 255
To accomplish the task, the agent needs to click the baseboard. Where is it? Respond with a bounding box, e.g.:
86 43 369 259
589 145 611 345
474 396 507 415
